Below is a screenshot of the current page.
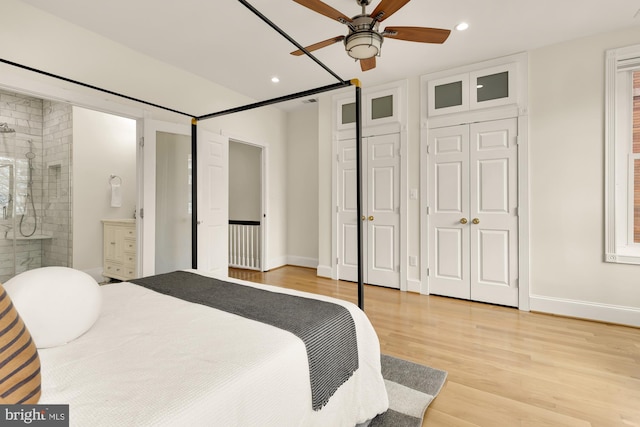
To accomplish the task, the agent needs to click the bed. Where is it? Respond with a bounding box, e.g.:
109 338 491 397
35 270 388 426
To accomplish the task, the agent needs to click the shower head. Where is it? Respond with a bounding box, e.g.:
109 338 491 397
0 123 15 133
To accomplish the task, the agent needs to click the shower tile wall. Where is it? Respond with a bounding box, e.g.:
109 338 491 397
42 101 72 268
0 89 71 282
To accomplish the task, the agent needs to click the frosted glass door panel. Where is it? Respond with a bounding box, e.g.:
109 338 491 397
476 71 509 103
470 63 516 109
435 81 463 109
371 95 393 120
342 102 356 125
427 73 469 116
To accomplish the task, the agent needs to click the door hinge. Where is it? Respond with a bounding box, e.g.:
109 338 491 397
336 153 340 162
426 206 430 215
426 144 430 154
139 208 144 219
426 268 430 276
336 257 339 265
139 136 144 148
336 205 339 213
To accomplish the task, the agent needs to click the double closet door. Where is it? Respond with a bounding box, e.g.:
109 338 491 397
428 118 519 307
337 132 400 289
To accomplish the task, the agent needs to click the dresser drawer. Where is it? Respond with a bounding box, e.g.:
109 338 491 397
104 262 125 277
123 238 136 253
123 253 136 268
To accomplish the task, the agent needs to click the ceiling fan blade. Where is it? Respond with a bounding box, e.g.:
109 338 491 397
292 0 352 23
290 36 345 56
360 57 376 72
370 0 411 22
383 26 451 44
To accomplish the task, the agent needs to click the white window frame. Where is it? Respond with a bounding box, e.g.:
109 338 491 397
605 44 640 264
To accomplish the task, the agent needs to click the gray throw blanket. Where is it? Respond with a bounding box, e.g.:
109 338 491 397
130 271 359 410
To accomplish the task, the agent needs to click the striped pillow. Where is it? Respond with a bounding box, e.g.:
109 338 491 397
0 283 41 404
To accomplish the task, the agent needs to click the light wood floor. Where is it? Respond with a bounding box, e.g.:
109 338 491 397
229 266 640 427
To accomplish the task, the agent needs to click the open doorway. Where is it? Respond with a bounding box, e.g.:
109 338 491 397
228 140 265 271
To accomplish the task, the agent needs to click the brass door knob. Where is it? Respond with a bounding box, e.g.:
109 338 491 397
361 216 366 221
460 218 468 224
368 216 374 221
472 218 480 224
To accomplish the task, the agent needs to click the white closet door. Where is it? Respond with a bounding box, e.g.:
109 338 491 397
366 133 400 288
427 119 519 307
469 119 519 306
427 125 471 299
337 138 359 282
337 134 400 288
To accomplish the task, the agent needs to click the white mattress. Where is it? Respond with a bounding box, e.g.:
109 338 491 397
38 271 388 426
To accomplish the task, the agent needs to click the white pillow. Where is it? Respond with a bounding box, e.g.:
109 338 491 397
4 267 102 349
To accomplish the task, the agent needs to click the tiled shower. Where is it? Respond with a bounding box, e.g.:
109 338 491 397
0 89 72 283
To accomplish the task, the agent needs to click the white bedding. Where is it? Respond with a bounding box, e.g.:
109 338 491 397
38 271 388 426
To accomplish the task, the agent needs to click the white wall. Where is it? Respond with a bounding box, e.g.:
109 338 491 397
317 93 333 277
229 141 261 222
528 26 640 322
286 105 319 268
72 106 136 276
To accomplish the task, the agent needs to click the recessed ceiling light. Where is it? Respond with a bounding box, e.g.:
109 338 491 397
455 22 469 31
271 76 280 83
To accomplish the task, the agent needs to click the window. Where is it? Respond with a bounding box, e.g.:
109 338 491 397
605 44 640 264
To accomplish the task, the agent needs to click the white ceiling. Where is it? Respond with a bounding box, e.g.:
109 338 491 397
18 0 640 111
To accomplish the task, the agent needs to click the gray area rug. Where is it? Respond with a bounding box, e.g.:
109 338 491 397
366 354 447 427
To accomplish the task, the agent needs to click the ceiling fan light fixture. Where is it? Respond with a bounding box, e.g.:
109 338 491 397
345 31 383 60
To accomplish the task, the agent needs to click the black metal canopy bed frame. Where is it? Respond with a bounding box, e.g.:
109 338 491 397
0 4 394 425
1 0 368 310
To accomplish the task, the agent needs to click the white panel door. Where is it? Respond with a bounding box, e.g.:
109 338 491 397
197 129 229 274
427 118 519 307
337 138 359 282
469 119 518 306
337 134 400 288
427 125 470 299
366 133 400 288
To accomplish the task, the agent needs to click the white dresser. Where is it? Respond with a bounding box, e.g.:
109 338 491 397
102 219 136 281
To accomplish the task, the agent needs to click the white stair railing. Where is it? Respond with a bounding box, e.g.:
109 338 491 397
229 221 261 270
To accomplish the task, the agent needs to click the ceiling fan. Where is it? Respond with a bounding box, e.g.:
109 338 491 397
290 0 451 71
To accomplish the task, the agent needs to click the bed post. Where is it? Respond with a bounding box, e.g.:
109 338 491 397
191 118 198 269
354 80 364 311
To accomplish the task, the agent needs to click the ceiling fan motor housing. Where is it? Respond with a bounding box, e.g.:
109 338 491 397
344 15 383 60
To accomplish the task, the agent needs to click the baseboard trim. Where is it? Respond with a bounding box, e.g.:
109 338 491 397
265 256 287 271
317 264 333 279
529 294 640 327
286 256 318 269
